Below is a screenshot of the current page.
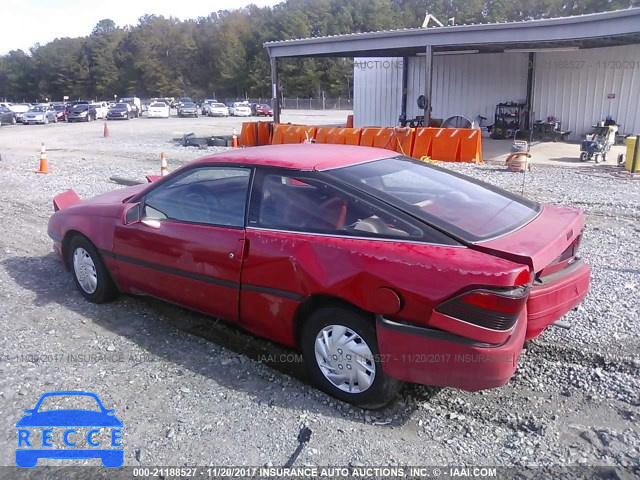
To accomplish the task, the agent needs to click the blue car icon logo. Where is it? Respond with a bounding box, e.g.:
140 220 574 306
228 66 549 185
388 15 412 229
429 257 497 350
16 391 123 468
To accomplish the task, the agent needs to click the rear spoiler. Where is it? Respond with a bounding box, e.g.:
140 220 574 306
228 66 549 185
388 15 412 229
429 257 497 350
53 189 81 211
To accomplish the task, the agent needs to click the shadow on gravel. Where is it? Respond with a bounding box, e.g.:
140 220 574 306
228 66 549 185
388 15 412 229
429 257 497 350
3 254 439 424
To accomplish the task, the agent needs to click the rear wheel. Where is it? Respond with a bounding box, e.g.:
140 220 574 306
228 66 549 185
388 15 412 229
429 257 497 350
68 236 118 303
301 306 402 409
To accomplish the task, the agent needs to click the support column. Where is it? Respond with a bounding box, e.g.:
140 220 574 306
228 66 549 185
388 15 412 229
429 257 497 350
525 52 535 131
423 45 433 126
400 56 408 126
270 56 280 124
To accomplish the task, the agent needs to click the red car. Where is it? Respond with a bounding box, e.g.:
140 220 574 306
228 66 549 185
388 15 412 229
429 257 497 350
47 145 590 408
52 104 67 122
254 104 273 116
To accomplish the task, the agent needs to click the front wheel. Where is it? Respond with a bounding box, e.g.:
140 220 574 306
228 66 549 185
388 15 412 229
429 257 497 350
301 306 402 409
579 152 589 162
68 236 118 303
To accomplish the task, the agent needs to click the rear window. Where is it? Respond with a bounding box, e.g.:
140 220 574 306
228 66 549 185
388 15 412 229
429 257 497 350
328 156 540 242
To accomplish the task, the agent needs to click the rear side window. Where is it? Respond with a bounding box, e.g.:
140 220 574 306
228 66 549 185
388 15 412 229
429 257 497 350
250 172 455 242
329 156 540 242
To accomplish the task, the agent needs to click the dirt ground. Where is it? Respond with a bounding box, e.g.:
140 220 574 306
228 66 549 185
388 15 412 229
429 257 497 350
0 111 638 478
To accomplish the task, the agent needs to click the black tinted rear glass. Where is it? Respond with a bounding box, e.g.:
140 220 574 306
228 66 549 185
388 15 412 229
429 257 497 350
328 156 540 242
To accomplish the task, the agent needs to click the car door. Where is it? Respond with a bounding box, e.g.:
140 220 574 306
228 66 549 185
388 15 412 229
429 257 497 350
239 169 449 346
112 165 252 322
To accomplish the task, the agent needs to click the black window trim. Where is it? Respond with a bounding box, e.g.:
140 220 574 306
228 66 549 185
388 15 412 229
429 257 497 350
133 163 255 229
247 167 461 246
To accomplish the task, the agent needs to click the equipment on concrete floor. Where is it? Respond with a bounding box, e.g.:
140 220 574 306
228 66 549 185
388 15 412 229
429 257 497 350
490 102 525 140
530 116 571 142
441 115 474 129
505 140 532 172
580 122 618 163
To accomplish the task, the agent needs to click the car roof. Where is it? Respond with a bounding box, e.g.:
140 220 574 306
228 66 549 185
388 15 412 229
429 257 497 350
192 144 396 171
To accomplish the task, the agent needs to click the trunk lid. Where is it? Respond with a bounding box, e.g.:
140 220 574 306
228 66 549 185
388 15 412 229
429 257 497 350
473 204 584 273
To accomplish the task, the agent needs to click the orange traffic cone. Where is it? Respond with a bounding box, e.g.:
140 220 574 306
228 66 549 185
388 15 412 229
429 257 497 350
231 128 239 148
35 142 50 174
103 122 110 138
160 152 168 176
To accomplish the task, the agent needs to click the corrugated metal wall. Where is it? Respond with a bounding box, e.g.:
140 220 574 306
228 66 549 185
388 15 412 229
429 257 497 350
353 45 640 137
533 44 640 138
353 58 403 127
406 53 529 123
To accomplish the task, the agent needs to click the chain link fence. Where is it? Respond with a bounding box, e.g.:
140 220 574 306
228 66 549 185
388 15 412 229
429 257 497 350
221 97 353 110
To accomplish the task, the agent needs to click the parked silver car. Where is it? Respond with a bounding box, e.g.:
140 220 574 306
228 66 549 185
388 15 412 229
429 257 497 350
22 105 58 125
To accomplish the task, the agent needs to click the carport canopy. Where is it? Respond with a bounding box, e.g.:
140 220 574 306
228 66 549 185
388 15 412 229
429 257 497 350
264 8 640 124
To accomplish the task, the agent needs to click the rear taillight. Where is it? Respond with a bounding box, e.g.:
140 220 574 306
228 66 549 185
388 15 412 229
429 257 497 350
436 286 529 331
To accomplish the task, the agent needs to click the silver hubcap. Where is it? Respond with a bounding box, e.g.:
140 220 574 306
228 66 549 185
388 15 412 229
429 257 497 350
73 247 98 294
314 325 376 393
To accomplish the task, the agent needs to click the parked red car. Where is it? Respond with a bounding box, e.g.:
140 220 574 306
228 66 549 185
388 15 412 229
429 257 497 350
254 104 273 116
47 145 590 408
52 104 67 122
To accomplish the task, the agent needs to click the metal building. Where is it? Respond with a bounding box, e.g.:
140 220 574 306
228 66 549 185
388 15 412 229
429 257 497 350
265 9 640 140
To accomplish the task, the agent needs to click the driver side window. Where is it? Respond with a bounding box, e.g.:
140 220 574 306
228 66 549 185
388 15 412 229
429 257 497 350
143 167 250 227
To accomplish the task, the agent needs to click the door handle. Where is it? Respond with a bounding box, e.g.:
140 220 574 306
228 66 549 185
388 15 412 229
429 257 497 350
141 218 161 229
235 238 249 261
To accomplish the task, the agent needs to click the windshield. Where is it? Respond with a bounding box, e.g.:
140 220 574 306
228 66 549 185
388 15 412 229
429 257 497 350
74 105 88 111
212 103 225 108
328 156 540 242
30 106 46 112
112 104 127 110
150 102 166 107
37 394 101 412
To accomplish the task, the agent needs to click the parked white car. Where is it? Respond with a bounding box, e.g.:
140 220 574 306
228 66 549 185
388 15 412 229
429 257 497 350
201 99 217 115
7 103 31 123
91 102 109 119
230 102 252 117
208 102 230 117
147 101 170 118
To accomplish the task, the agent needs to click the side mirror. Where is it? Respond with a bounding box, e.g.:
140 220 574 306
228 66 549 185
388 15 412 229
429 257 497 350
124 203 141 224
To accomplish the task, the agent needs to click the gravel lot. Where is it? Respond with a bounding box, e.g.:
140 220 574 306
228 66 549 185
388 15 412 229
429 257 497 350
0 114 638 475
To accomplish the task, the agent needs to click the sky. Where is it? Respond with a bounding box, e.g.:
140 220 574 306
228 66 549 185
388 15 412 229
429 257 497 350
0 0 283 55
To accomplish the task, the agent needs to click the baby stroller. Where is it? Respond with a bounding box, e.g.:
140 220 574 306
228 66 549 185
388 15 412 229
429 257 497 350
580 122 617 163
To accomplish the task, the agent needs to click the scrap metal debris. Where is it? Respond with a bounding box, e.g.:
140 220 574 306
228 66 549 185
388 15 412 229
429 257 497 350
283 426 312 467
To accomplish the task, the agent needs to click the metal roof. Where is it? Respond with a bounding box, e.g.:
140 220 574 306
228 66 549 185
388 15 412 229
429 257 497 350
264 8 640 58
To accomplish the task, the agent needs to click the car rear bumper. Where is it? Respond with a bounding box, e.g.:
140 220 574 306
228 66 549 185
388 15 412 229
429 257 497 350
376 310 526 391
526 259 590 339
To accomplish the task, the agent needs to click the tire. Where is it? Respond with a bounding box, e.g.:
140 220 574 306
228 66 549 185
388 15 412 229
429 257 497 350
68 235 118 303
300 306 402 409
579 152 589 162
618 154 625 166
11 116 16 125
53 116 58 123
44 117 49 124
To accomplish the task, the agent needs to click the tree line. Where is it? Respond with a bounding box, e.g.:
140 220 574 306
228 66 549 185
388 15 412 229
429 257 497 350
0 0 635 102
